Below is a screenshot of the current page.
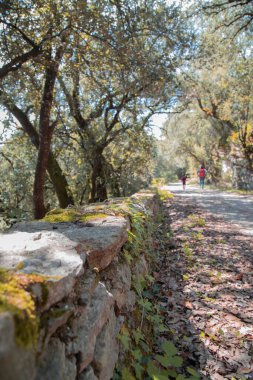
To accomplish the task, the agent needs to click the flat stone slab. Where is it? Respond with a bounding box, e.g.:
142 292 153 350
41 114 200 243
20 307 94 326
0 229 83 276
0 228 84 310
64 216 129 270
0 215 129 308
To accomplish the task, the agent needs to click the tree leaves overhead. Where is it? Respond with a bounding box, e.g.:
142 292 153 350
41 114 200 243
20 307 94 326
200 0 253 36
1 0 252 219
0 0 192 217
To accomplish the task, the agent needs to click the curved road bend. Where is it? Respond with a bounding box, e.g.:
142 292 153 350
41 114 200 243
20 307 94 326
163 183 253 236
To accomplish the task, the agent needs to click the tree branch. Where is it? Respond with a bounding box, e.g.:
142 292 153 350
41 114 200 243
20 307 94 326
0 47 41 80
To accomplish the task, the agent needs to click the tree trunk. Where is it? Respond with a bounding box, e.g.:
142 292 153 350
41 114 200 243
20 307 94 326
33 48 63 219
33 122 54 219
90 152 107 203
111 181 121 197
1 89 74 210
47 153 74 207
107 164 121 197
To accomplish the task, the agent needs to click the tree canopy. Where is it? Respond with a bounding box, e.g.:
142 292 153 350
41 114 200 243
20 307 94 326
0 0 252 221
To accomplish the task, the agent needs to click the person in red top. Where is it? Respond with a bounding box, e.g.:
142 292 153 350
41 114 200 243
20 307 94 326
197 165 207 189
181 174 187 190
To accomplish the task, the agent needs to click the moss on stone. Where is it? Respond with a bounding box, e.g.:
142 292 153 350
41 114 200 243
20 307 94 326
43 208 81 223
42 208 108 223
41 307 70 323
0 268 39 348
80 213 108 222
15 261 25 271
40 282 49 307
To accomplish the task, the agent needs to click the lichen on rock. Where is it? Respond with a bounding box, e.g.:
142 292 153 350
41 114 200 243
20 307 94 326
0 268 40 347
43 208 109 224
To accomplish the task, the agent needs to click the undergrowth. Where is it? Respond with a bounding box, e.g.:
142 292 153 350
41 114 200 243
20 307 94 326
113 194 200 380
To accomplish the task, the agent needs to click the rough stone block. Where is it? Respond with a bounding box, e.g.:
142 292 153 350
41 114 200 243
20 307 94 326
93 309 119 380
35 338 76 380
102 260 131 309
66 282 114 372
0 228 84 310
0 312 36 380
78 366 98 380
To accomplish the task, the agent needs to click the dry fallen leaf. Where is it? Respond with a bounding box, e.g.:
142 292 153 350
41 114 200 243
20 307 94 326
184 300 193 309
234 273 243 281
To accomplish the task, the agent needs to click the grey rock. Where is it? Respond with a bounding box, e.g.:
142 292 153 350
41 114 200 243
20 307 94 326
0 312 14 354
123 290 136 313
77 271 98 306
39 306 74 352
130 192 161 218
63 215 129 270
0 192 160 380
66 282 114 372
78 366 98 380
0 229 84 310
0 229 83 276
65 356 77 380
36 338 76 380
103 261 131 309
0 312 36 380
93 309 119 380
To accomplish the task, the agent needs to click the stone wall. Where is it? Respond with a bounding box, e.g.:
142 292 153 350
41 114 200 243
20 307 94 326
0 192 161 380
230 145 253 190
232 163 253 190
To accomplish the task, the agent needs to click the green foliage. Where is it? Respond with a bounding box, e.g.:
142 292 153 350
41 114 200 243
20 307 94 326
186 214 206 228
190 231 203 240
123 249 133 265
182 244 193 258
114 196 201 379
0 133 36 223
155 341 183 368
0 0 193 216
122 367 136 380
118 325 131 351
156 189 174 201
151 178 166 187
120 200 156 264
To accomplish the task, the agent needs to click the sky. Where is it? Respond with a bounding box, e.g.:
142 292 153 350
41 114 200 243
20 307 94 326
150 113 168 139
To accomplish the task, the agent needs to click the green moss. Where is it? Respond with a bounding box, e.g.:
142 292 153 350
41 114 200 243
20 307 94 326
45 208 64 215
43 208 108 223
156 189 174 201
15 261 25 270
43 208 81 223
0 268 39 347
106 204 124 213
41 307 69 323
132 193 154 201
40 282 49 306
80 213 108 222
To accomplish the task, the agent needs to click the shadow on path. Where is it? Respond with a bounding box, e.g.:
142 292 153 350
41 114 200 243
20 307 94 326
162 183 253 236
159 195 253 379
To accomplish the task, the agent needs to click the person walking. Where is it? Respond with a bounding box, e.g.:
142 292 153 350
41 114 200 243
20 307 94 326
181 174 187 191
197 165 207 189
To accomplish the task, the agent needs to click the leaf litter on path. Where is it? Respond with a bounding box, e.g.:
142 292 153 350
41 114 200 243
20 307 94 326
155 195 253 379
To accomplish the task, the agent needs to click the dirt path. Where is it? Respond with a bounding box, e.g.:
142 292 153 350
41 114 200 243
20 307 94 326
155 189 253 379
162 183 253 236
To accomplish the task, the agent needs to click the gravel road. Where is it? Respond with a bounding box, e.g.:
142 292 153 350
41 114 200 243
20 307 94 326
163 183 253 236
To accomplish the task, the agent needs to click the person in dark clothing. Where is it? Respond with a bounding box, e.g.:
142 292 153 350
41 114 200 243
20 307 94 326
181 174 187 190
